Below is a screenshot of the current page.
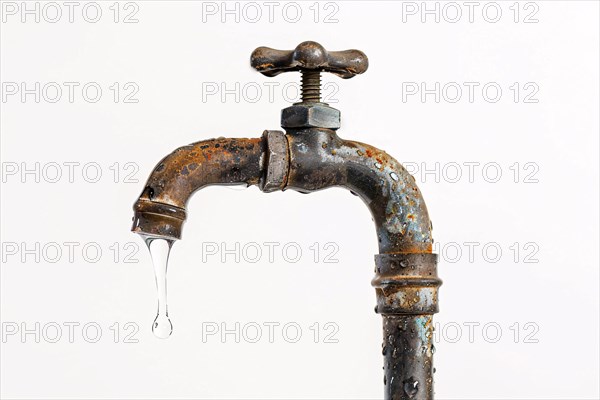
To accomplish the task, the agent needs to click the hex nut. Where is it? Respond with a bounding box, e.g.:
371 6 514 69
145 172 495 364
260 130 289 193
281 103 341 129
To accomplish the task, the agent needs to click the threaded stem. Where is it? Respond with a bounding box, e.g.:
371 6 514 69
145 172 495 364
300 70 321 103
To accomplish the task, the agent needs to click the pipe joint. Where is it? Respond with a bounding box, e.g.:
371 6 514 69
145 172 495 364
373 253 441 315
259 130 289 192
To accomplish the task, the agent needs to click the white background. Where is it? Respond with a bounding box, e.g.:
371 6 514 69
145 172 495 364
1 1 599 399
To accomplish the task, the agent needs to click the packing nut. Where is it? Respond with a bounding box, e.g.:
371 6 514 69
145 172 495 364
281 103 341 130
260 130 289 193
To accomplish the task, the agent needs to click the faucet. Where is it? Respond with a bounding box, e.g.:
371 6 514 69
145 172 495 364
132 41 442 400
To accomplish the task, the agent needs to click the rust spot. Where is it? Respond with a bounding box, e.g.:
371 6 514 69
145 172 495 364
256 62 275 70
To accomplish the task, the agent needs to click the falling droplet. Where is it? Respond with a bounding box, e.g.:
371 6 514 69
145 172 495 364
153 313 173 339
403 377 419 398
142 235 175 339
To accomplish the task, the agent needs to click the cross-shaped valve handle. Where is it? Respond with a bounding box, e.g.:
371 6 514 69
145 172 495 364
251 41 368 103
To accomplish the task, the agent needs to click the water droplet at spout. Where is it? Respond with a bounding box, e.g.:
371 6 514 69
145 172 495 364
153 313 173 339
141 234 175 339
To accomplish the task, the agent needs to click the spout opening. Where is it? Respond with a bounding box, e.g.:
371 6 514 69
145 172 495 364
131 200 186 241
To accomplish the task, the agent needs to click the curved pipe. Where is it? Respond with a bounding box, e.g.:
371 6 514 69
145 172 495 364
284 128 439 399
131 129 433 254
131 129 441 400
284 128 432 255
131 137 265 239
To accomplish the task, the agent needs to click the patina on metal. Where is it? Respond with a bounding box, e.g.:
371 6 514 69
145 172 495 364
132 41 441 400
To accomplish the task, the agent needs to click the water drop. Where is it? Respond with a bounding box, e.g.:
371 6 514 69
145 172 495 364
153 313 173 339
403 377 419 398
374 162 382 169
142 235 175 339
297 143 308 153
390 172 399 182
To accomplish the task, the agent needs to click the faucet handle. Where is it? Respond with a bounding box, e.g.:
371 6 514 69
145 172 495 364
251 41 368 79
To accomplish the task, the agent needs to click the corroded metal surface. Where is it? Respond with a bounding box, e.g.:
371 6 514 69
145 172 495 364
259 130 289 192
131 128 440 398
383 315 435 400
132 137 265 240
285 127 433 254
373 253 441 315
132 41 440 400
375 254 440 400
281 103 341 129
282 127 439 399
251 41 368 79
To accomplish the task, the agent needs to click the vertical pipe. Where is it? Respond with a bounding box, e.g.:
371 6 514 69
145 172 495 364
373 253 440 400
382 315 435 400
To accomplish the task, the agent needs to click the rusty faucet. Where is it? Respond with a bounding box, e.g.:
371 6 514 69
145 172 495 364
132 41 441 400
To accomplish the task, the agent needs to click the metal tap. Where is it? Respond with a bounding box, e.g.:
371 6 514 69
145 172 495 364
132 41 442 400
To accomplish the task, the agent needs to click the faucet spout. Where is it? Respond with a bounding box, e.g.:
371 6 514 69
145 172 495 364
132 40 442 399
131 136 266 240
132 128 441 398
